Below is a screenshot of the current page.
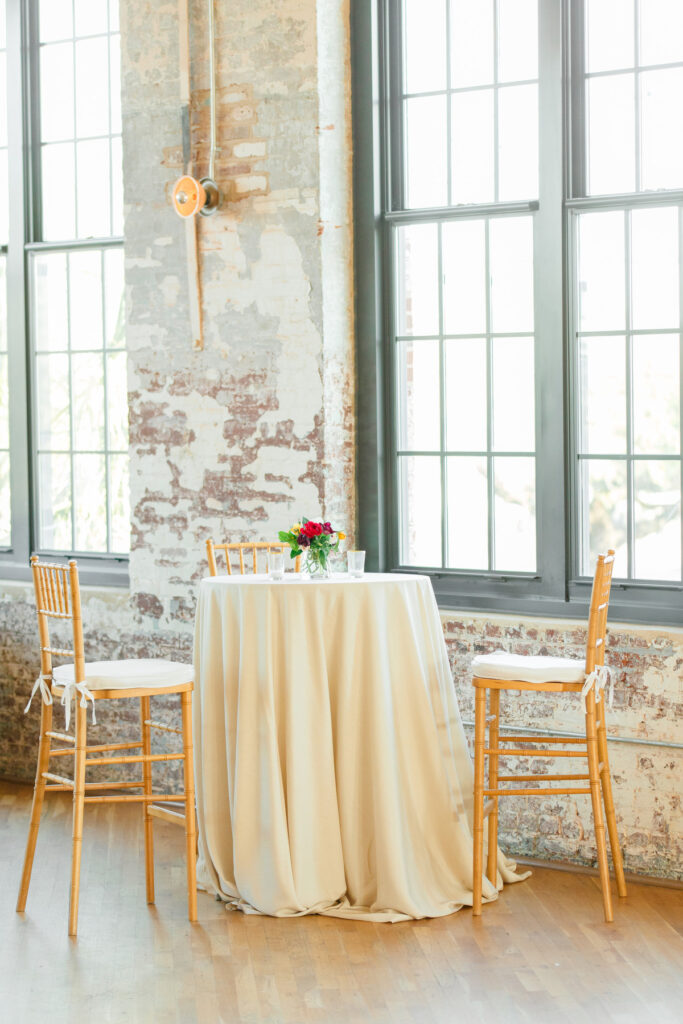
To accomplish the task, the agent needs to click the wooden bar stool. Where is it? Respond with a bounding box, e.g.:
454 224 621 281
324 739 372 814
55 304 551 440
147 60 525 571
17 556 198 936
471 551 627 922
206 538 301 575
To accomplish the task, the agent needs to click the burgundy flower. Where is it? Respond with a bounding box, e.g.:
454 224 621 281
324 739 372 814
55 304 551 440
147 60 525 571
322 522 333 534
297 532 310 548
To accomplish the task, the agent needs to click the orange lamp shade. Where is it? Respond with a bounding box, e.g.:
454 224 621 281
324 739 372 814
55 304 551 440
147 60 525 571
172 175 206 218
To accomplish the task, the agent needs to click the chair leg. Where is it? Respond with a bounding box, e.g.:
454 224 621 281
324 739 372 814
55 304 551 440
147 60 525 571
486 688 500 886
597 702 627 899
181 690 197 923
68 703 88 937
140 696 155 904
585 690 613 922
473 685 487 916
16 701 53 912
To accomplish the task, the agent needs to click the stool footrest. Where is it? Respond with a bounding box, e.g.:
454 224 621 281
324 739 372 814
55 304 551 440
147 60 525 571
148 804 186 826
84 793 186 804
84 752 184 767
485 748 587 757
41 771 74 788
497 773 590 782
485 786 592 796
145 719 183 735
498 735 587 744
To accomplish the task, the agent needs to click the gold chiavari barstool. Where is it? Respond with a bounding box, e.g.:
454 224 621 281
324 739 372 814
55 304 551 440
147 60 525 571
17 556 197 936
206 538 301 575
471 551 627 922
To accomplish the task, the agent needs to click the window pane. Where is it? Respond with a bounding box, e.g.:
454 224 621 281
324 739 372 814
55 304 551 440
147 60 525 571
71 353 105 449
587 74 635 195
74 0 108 36
111 135 123 235
396 224 439 336
492 337 535 452
497 84 538 201
104 248 125 347
76 138 111 237
40 42 74 143
0 353 7 448
34 253 69 351
42 143 76 240
0 151 8 243
640 69 683 192
404 0 446 94
444 339 487 451
0 52 7 146
493 456 535 571
639 0 683 67
110 35 121 134
442 219 486 335
631 207 679 330
632 335 680 455
489 217 534 333
633 461 681 581
577 211 625 332
397 339 440 451
107 351 128 450
451 89 494 205
447 456 488 569
585 0 634 73
38 452 72 550
69 250 104 349
450 0 493 88
109 453 129 552
399 456 442 566
73 453 107 551
404 96 447 209
35 354 70 450
75 37 110 138
578 336 626 455
497 0 537 83
0 450 10 546
582 459 628 576
39 0 74 43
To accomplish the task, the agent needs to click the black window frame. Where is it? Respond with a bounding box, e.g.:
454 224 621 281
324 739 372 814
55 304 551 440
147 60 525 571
1 0 128 587
353 0 683 626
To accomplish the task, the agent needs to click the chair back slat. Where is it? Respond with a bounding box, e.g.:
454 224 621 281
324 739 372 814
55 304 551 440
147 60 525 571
205 539 301 576
585 549 615 673
30 556 86 683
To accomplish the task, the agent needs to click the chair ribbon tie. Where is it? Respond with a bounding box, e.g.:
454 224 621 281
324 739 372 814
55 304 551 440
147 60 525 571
581 664 613 713
24 674 53 715
60 680 97 731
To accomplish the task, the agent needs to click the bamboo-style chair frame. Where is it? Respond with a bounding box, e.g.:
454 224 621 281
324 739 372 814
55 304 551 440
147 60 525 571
16 556 197 936
472 550 627 922
206 539 301 575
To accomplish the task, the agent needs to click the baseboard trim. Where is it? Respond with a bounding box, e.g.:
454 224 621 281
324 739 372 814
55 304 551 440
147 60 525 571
516 856 683 891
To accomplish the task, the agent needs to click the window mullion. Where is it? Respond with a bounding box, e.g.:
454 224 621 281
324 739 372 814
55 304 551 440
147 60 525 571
4 0 31 567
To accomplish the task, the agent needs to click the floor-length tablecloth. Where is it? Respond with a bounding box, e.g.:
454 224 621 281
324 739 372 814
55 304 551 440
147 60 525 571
193 572 528 921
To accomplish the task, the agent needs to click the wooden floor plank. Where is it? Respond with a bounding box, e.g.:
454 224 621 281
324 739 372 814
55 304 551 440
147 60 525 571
1 780 681 1024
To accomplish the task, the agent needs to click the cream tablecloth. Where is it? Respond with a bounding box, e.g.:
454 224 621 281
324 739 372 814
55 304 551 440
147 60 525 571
193 572 528 921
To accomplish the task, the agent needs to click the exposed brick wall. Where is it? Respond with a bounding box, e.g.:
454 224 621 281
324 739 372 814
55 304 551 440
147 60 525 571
1 0 681 883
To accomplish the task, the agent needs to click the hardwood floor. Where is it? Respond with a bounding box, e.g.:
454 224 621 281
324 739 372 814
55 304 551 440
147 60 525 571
1 780 681 1024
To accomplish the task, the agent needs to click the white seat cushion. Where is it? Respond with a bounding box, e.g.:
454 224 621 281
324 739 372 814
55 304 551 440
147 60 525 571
52 658 193 691
471 651 586 684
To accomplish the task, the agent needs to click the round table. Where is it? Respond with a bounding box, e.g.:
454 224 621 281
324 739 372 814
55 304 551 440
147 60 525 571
193 572 526 921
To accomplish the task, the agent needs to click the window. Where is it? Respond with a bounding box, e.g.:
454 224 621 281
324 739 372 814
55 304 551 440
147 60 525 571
354 0 683 623
1 0 127 584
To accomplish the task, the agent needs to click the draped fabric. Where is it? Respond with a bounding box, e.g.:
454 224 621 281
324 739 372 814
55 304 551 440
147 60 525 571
193 573 528 922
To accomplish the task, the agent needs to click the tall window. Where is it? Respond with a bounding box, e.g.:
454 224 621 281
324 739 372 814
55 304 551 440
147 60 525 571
1 0 127 582
0 0 9 548
354 0 683 623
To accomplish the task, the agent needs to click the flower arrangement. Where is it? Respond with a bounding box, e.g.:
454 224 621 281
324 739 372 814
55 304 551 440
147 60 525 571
279 518 346 576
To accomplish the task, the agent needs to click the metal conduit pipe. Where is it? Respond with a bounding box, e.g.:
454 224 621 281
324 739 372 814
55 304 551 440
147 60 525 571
460 721 683 751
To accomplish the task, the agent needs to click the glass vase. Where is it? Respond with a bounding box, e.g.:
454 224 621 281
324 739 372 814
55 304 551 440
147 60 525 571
303 549 331 579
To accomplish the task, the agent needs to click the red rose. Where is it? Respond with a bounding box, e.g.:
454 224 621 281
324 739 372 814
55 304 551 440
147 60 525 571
303 521 323 537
